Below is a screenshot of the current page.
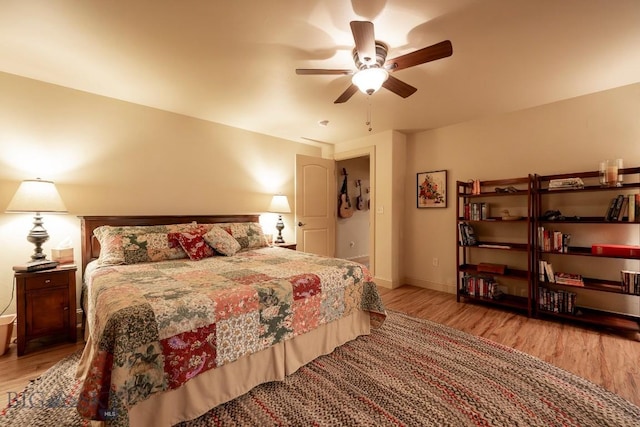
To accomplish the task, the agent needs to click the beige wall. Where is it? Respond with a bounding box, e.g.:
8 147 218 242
0 72 321 315
403 82 640 314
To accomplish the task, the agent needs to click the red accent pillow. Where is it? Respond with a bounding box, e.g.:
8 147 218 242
172 230 215 261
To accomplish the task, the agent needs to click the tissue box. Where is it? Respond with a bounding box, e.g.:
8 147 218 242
52 248 74 264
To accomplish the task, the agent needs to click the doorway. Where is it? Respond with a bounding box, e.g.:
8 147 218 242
336 156 371 268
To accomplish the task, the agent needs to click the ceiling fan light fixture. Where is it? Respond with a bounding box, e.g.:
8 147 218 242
352 67 388 95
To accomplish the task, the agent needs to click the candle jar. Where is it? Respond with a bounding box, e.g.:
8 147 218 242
599 161 607 187
602 160 619 188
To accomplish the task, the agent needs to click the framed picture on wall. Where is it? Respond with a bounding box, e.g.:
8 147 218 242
417 170 447 208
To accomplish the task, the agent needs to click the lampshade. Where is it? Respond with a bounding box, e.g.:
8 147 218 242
352 67 389 95
6 179 67 213
268 194 291 214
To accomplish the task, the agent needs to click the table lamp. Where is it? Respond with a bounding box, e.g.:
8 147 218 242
268 194 291 244
6 178 67 263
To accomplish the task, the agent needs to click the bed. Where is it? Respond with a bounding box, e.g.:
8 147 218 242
75 215 386 426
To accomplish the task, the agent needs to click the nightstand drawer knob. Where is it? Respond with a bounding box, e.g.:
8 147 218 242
63 306 69 311
45 279 51 284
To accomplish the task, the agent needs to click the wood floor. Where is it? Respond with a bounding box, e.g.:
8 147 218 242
0 285 638 408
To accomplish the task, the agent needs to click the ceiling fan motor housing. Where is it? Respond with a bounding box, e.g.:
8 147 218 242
352 41 388 70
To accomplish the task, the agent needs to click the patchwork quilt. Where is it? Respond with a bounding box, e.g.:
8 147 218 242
77 247 386 423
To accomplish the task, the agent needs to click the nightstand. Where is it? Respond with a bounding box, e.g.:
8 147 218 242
15 266 77 355
274 243 297 251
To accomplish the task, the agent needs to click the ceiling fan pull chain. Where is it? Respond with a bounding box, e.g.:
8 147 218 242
366 98 373 132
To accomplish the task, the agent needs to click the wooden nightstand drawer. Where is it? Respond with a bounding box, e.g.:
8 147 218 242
24 273 70 290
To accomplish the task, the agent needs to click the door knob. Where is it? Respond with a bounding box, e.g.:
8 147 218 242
298 222 306 227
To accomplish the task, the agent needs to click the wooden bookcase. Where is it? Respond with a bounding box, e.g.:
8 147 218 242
456 176 535 317
534 168 640 335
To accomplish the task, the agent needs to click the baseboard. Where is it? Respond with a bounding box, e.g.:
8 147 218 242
403 276 456 295
373 277 393 289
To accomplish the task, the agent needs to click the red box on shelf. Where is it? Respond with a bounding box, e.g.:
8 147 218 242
477 263 506 274
591 244 640 258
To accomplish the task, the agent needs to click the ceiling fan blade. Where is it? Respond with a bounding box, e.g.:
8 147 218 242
334 84 359 104
385 40 452 72
296 69 353 75
382 75 417 98
350 21 376 65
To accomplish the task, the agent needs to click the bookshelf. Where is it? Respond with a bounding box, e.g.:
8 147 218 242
534 168 640 335
456 176 535 316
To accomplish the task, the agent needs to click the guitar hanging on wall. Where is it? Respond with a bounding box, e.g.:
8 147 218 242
339 168 354 218
355 180 365 210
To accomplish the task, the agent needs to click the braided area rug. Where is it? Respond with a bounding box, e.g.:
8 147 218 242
2 310 639 426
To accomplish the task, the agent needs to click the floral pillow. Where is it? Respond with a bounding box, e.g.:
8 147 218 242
212 222 269 250
203 226 241 256
172 230 215 261
94 223 195 265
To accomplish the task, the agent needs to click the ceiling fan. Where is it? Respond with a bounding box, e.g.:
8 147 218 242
296 21 453 104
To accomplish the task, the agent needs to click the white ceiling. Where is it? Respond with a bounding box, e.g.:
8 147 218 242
1 0 639 145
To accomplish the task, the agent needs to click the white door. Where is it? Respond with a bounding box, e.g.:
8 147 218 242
295 154 336 256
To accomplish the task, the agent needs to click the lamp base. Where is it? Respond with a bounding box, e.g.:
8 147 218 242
26 213 50 262
275 215 285 244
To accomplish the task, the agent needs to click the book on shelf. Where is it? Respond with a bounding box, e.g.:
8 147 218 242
553 231 564 252
477 243 511 249
605 195 625 221
604 197 618 221
631 194 640 222
591 244 640 258
544 261 555 283
461 274 502 299
554 272 584 286
617 196 629 221
538 287 576 314
539 260 556 283
537 226 570 253
548 177 584 190
458 222 477 246
620 270 640 295
467 202 488 220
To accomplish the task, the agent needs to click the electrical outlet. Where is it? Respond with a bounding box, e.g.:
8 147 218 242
432 257 439 267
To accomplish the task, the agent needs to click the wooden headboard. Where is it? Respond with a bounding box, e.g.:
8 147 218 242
79 215 260 273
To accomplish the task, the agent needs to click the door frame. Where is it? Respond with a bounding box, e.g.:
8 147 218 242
334 146 376 276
